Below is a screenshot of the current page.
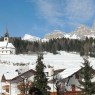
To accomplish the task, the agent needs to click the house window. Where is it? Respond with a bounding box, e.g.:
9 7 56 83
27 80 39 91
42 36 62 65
75 73 79 79
6 51 7 53
2 48 4 49
2 51 3 53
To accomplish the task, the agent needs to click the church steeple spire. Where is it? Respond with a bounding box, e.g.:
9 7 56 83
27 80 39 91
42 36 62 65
4 27 9 42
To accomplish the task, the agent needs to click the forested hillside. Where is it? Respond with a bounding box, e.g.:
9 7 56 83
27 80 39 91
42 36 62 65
13 37 95 57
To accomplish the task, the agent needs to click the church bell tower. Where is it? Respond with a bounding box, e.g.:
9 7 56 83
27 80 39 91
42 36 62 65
4 27 9 42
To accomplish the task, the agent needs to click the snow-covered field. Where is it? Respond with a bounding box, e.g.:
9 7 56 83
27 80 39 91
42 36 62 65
0 51 95 92
0 51 95 77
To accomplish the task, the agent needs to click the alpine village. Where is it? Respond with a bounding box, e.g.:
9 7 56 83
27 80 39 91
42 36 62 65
0 24 95 95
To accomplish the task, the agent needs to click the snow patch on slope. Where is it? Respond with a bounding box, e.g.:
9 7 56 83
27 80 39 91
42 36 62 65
22 34 40 42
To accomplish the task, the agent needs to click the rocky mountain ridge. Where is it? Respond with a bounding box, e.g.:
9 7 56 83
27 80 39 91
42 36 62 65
22 23 95 42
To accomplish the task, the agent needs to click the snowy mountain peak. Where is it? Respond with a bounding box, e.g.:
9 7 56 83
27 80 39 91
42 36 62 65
22 23 95 42
75 25 90 34
68 25 95 39
22 34 40 42
44 30 64 40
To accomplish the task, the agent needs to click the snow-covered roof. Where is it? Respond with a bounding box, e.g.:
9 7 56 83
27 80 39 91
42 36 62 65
3 69 35 81
0 42 15 48
7 43 15 48
0 64 18 81
0 42 8 47
59 67 81 79
4 71 18 80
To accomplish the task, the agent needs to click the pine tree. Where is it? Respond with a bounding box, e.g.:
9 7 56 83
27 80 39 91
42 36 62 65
79 57 95 95
33 54 49 95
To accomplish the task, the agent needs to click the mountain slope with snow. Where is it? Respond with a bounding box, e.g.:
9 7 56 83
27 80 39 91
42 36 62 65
69 25 95 39
22 23 95 42
22 34 40 42
44 30 64 40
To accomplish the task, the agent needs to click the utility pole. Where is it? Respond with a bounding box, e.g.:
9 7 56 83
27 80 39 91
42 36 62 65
10 81 11 95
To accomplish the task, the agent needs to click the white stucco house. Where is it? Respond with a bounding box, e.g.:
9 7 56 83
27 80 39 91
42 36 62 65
0 31 15 55
1 69 35 95
45 67 83 95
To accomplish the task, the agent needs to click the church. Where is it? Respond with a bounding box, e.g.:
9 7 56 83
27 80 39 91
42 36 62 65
0 30 15 55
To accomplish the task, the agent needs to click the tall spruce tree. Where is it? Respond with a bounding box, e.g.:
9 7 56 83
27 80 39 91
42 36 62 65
79 57 95 95
33 54 49 95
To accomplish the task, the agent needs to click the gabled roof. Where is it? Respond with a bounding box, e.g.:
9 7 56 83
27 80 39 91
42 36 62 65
3 71 18 81
11 69 35 81
60 67 81 79
0 42 8 47
7 43 15 48
2 69 35 82
0 42 15 48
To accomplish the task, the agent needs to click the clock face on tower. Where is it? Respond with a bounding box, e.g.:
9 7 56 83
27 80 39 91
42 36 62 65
4 32 9 42
4 37 9 42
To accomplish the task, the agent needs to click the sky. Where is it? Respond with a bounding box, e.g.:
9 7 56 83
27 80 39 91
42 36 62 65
0 0 95 38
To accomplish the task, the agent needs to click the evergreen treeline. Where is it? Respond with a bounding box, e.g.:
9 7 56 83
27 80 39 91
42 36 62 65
13 37 95 57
